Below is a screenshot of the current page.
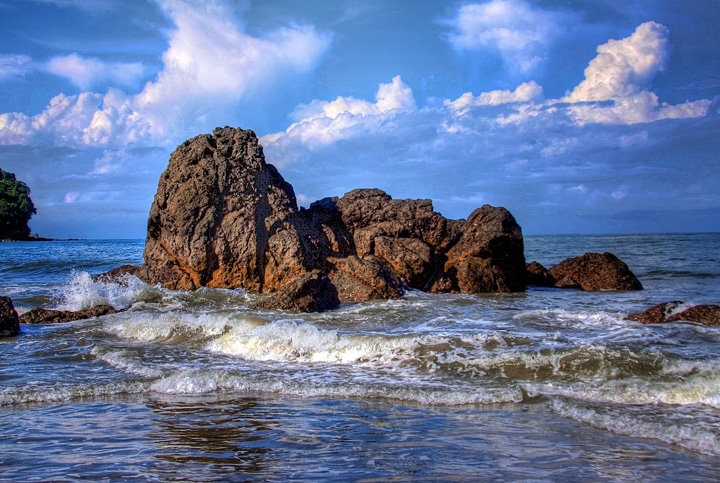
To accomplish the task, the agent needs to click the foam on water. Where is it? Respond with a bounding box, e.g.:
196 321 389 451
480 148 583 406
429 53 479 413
59 271 152 311
551 398 720 456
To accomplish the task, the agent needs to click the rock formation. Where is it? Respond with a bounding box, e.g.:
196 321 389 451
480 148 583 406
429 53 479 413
20 305 119 325
525 254 643 292
547 252 643 291
123 126 528 311
626 301 720 326
0 296 20 337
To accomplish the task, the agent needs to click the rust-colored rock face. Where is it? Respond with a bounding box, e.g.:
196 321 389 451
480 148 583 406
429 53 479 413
131 126 531 310
548 252 643 291
626 301 720 326
140 127 302 292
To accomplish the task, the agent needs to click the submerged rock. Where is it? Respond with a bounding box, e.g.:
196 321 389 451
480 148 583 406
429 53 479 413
127 126 529 311
0 296 20 337
20 305 119 325
626 301 720 326
549 252 642 291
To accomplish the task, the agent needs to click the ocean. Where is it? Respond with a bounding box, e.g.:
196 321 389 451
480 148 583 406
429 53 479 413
1 233 719 482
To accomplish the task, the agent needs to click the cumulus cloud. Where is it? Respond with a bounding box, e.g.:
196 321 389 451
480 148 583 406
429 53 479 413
445 81 543 115
0 0 333 147
565 21 710 125
45 54 146 90
262 75 416 151
443 0 575 76
567 22 672 102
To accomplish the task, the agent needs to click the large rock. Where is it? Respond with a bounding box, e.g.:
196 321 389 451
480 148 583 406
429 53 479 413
626 301 720 326
129 126 530 311
549 252 642 291
434 205 526 293
139 127 303 292
20 305 119 325
0 296 20 337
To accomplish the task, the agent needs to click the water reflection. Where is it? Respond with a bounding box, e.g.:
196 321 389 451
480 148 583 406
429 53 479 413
147 394 276 479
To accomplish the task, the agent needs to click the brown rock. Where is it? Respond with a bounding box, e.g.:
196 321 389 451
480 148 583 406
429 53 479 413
526 261 555 287
626 301 720 326
125 127 530 311
328 256 405 303
251 270 339 313
0 296 20 337
436 205 526 293
141 127 304 292
549 252 642 291
20 305 119 325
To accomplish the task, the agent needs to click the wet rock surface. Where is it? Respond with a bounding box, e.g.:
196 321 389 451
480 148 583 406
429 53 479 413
126 126 530 311
626 301 720 326
20 305 119 325
0 296 20 337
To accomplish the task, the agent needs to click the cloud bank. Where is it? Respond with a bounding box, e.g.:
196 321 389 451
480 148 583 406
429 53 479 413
0 0 333 148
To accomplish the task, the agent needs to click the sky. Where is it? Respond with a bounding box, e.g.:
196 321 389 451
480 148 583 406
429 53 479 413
0 0 718 238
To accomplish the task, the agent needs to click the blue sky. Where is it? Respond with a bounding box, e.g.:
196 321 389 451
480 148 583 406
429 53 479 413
0 0 718 238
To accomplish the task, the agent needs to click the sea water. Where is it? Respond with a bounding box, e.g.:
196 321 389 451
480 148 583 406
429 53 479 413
1 234 719 481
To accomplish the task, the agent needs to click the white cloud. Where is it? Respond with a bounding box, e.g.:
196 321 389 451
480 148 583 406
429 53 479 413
443 0 574 75
445 81 543 114
565 21 710 125
0 0 333 147
262 75 416 151
567 22 672 102
567 91 711 126
45 54 146 90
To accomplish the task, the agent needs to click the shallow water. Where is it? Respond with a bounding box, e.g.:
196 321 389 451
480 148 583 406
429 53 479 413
1 234 719 481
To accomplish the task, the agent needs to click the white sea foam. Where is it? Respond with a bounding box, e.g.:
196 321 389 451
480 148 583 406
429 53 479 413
551 398 720 456
59 271 150 311
90 345 164 378
102 310 234 342
148 368 525 405
0 381 151 406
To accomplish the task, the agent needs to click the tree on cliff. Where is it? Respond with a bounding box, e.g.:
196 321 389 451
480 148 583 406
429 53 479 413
0 167 37 240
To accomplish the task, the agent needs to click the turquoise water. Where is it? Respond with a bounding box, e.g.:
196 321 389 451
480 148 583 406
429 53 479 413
1 234 719 481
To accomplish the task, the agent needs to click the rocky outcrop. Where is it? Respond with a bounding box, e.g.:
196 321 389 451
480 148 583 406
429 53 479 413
525 261 555 287
626 301 720 326
251 270 339 313
123 126 529 311
0 296 20 337
20 305 119 325
548 252 643 291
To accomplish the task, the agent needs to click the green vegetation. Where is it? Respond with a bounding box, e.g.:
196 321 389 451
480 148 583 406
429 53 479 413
0 168 37 240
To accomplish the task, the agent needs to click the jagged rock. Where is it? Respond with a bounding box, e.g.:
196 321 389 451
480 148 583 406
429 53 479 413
435 205 526 293
0 296 20 337
20 305 119 325
526 261 555 287
328 255 405 303
251 270 339 313
93 264 141 284
140 127 302 292
124 126 533 311
626 301 720 326
549 252 642 291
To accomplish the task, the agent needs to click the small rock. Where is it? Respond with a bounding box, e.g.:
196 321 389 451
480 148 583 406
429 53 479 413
549 252 642 291
20 305 119 325
626 301 720 326
0 296 20 337
251 270 339 313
